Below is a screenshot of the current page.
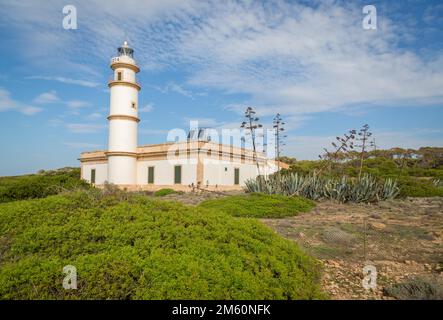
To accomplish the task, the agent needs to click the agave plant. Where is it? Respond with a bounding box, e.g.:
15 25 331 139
381 178 400 200
244 172 399 203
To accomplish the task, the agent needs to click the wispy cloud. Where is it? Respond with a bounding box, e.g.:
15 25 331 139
27 76 100 88
66 123 105 133
66 100 92 109
183 117 220 127
139 103 154 113
139 128 168 135
64 142 103 148
85 112 103 120
0 87 42 115
148 82 205 99
33 91 92 109
4 1 443 117
34 91 60 104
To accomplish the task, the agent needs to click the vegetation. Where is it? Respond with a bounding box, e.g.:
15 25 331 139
384 277 443 300
198 193 315 218
0 168 90 203
0 189 325 299
153 188 178 197
241 106 263 176
245 173 399 203
280 146 443 198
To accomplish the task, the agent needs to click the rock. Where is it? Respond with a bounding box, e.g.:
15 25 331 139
370 222 386 230
371 213 382 219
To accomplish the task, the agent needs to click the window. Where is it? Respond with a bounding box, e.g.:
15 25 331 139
174 165 182 184
91 169 96 184
131 102 136 109
234 168 240 185
148 166 154 184
117 71 122 81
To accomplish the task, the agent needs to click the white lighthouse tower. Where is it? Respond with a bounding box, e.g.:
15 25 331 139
106 41 141 186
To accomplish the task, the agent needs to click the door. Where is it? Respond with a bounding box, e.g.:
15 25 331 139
234 168 240 185
174 165 182 184
148 166 154 184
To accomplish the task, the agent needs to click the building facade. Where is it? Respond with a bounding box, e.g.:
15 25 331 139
79 42 285 191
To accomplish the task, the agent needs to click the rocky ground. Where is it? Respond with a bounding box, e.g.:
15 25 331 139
262 197 443 299
157 192 443 299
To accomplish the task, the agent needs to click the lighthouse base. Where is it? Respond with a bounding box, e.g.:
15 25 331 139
107 156 137 185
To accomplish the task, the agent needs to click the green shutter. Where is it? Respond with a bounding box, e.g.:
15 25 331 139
174 165 182 184
91 169 96 184
234 168 240 185
148 166 154 184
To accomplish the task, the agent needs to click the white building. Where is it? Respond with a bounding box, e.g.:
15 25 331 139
80 42 286 191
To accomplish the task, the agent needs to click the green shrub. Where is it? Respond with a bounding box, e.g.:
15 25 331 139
153 188 177 197
395 176 443 197
198 193 315 218
0 191 325 299
0 168 90 203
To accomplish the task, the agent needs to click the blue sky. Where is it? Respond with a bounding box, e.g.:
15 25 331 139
0 0 442 176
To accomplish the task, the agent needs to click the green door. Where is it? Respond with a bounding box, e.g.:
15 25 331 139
234 168 240 185
91 169 96 184
174 165 182 184
148 166 154 184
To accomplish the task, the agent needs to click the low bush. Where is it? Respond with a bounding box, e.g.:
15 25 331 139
394 176 443 197
0 191 325 299
0 168 90 203
198 193 315 218
153 188 177 197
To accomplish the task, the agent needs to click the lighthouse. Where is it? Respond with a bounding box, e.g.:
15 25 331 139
106 41 141 186
80 42 282 190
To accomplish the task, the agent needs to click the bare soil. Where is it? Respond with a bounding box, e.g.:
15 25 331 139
262 197 443 299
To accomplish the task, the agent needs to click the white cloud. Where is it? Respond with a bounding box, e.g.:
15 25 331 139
66 123 105 133
149 82 204 99
0 87 42 115
34 91 60 104
27 76 100 88
183 117 219 127
85 112 103 120
64 142 102 148
166 82 194 98
20 106 43 116
33 91 92 110
139 103 154 113
139 128 168 135
2 1 442 124
66 100 92 109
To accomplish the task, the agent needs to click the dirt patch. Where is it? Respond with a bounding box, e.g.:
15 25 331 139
262 197 443 299
154 190 242 205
